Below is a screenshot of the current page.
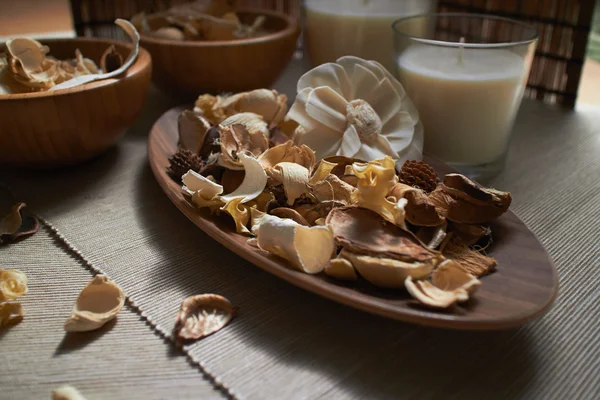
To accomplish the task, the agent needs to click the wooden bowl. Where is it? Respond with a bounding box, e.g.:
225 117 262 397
0 38 152 167
140 9 300 96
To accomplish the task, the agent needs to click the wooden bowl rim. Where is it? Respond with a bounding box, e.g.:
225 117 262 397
139 8 299 47
0 37 151 101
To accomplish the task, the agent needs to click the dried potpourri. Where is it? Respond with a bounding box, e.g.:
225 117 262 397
166 57 513 311
0 19 138 94
131 0 271 41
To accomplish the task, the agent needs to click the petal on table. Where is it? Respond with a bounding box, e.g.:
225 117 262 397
382 111 415 150
297 125 343 161
287 88 320 131
305 86 348 133
348 63 381 101
337 125 362 157
364 77 402 125
297 62 352 100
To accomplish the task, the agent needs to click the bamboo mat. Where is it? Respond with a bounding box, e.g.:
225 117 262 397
1 62 599 399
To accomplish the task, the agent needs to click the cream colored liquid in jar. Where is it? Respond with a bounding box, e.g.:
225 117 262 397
304 0 433 73
397 45 526 165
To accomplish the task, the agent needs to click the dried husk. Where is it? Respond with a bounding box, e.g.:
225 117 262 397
431 260 481 293
442 237 497 277
258 140 315 170
342 250 436 289
220 112 270 138
64 275 125 332
404 276 470 309
324 254 358 281
389 183 445 226
0 302 23 328
270 207 310 226
251 211 335 274
310 174 355 204
100 44 124 73
294 201 345 226
174 294 234 341
326 207 440 264
429 174 512 224
178 110 212 154
450 222 492 246
218 124 269 170
266 162 310 206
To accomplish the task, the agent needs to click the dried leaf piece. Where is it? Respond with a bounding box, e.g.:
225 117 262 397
405 277 469 309
389 183 445 227
64 275 125 332
324 255 358 281
178 110 212 154
442 237 497 277
432 260 481 293
429 173 512 224
0 268 28 301
342 250 436 289
266 162 310 206
100 45 124 73
258 141 315 170
270 207 310 226
0 302 23 328
251 211 335 274
218 123 269 170
174 294 234 341
51 385 87 400
310 174 355 204
326 207 439 263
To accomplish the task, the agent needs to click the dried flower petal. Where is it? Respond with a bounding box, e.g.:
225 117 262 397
270 207 310 226
266 162 310 206
221 112 270 138
251 211 335 274
405 277 469 309
310 174 355 204
220 153 267 203
221 197 251 234
51 385 87 400
64 275 125 332
258 141 315 170
174 294 234 341
218 124 269 170
431 260 481 293
310 160 337 184
324 255 358 281
0 268 28 301
218 89 288 127
342 250 435 289
0 302 23 328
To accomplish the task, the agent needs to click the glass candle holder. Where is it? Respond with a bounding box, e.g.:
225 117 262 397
303 0 437 73
393 13 538 180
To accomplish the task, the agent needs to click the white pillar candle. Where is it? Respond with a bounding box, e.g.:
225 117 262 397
304 0 435 73
397 45 527 165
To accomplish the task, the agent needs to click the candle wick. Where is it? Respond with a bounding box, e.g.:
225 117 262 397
458 37 465 65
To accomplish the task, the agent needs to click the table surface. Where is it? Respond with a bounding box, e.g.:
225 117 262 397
1 60 599 400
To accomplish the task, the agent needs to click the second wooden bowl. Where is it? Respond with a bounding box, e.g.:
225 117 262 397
140 9 300 96
0 38 152 167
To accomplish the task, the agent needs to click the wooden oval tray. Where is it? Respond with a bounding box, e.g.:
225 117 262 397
148 106 558 330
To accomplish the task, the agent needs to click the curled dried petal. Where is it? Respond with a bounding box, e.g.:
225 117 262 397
405 277 469 309
310 174 355 204
221 112 270 138
52 385 87 400
266 162 310 206
174 294 234 341
0 268 28 301
218 124 269 170
221 197 251 234
431 260 481 293
310 160 337 184
389 183 445 227
64 275 125 332
270 207 310 226
0 202 25 236
258 141 315 170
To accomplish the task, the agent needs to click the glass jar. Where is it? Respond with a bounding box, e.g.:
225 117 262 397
303 0 437 73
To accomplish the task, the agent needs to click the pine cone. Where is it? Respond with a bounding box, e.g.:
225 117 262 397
168 149 204 180
398 160 439 192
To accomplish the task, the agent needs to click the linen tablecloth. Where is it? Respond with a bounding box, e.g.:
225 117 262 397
1 61 599 400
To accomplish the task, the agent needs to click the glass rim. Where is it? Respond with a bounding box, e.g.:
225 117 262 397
392 12 539 49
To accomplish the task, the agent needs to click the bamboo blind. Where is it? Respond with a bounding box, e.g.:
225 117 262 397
438 0 596 107
70 0 594 107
